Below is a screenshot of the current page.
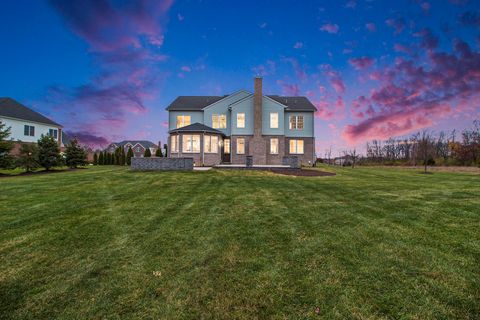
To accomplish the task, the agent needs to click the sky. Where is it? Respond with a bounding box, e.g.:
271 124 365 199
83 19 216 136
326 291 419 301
1 0 479 155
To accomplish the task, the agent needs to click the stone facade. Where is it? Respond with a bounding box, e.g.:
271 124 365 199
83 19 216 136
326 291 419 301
282 156 301 168
131 157 193 170
285 137 315 166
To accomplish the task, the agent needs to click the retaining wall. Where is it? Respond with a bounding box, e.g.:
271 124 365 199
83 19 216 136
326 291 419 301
131 157 194 171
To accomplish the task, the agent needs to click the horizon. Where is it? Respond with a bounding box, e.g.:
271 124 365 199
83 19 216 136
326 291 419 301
1 0 479 155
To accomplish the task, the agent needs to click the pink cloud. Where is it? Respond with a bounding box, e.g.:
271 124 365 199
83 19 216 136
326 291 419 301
181 66 192 72
385 17 406 34
365 23 376 32
293 41 304 49
320 23 339 34
252 60 276 76
394 43 413 55
277 80 300 96
349 56 375 70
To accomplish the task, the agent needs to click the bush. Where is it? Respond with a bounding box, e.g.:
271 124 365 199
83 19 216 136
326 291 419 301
17 143 39 172
0 120 14 169
37 135 63 170
126 147 133 165
144 148 151 157
155 148 162 157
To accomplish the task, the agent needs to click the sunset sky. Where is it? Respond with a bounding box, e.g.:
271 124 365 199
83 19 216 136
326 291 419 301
1 0 479 155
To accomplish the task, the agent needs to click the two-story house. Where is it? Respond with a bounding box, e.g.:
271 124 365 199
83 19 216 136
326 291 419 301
105 140 160 158
0 97 63 154
166 77 317 166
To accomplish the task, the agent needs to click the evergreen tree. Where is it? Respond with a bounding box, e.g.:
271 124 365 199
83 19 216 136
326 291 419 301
144 147 152 157
163 143 168 157
37 134 62 170
65 138 87 168
155 147 162 157
98 152 104 165
0 120 14 169
93 153 98 165
17 143 39 172
126 147 134 165
120 148 126 165
114 147 121 165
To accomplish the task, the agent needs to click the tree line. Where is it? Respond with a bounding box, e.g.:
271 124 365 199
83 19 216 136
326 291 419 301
93 144 167 166
0 120 87 172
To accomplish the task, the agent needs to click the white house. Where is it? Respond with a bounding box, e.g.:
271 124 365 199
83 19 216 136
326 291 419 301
0 97 63 151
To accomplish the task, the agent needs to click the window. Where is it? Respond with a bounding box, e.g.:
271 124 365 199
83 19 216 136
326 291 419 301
48 129 58 139
212 114 227 129
270 113 279 129
236 138 245 154
171 135 178 153
136 147 141 152
204 135 219 153
289 139 304 154
176 115 191 128
24 125 35 136
224 139 230 154
237 113 245 128
270 138 279 154
182 135 200 153
289 116 304 130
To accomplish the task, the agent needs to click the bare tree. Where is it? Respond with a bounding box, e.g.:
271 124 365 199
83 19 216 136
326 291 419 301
418 130 434 173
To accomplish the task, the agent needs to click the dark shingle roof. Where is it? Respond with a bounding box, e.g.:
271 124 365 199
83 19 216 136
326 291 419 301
166 96 226 111
169 122 223 135
165 94 317 112
267 95 317 111
0 97 62 126
113 140 158 148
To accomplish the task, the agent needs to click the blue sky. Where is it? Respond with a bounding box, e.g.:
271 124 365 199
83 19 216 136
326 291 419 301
1 0 479 154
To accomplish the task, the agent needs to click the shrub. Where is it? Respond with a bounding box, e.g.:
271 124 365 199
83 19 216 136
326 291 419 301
0 120 14 169
93 153 98 165
37 135 63 170
144 148 152 157
126 147 133 165
98 152 104 165
17 143 39 172
155 148 162 157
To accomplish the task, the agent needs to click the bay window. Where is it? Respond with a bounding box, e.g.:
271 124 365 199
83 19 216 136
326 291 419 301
204 135 219 153
182 135 200 153
171 135 178 153
289 139 304 154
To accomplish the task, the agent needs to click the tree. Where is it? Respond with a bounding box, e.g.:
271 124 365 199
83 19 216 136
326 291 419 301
144 147 152 157
163 143 168 157
418 130 434 173
155 147 163 157
126 147 134 165
37 134 62 170
65 138 87 168
17 143 39 172
98 152 104 165
120 147 126 165
93 153 98 165
0 120 14 169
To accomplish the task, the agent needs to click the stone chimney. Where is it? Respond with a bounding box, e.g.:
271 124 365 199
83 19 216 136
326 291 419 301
250 77 267 164
253 76 263 137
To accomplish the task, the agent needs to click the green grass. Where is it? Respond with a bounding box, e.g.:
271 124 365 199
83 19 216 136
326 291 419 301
0 166 479 319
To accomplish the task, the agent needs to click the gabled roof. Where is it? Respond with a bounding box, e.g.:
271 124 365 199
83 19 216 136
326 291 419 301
169 122 224 135
266 96 317 111
166 96 226 111
0 97 62 126
111 140 158 148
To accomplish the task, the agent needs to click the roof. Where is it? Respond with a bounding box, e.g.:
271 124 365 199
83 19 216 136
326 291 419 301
165 94 317 112
266 95 317 111
0 97 62 127
166 96 226 111
169 122 224 135
111 140 158 148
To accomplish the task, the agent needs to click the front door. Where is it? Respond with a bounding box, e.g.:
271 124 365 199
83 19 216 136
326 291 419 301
222 138 231 163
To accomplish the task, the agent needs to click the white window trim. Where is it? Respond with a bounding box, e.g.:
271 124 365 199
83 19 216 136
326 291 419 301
270 138 279 154
237 113 245 128
236 138 245 155
176 115 191 128
212 114 227 129
182 134 201 153
289 115 304 130
171 135 179 153
204 135 219 153
289 139 304 154
270 113 279 129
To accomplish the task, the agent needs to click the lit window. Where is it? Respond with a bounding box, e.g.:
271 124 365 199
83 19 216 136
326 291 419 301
236 138 245 154
176 115 191 128
224 139 230 154
289 139 304 154
182 135 200 153
48 129 58 139
270 113 278 129
204 135 219 153
171 135 178 153
24 125 35 136
237 113 245 128
212 114 227 129
270 138 279 154
289 116 304 130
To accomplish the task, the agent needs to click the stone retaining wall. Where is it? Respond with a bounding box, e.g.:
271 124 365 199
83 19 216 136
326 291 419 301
131 157 194 171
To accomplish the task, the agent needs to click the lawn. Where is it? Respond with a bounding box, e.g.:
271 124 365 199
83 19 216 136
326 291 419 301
0 166 479 319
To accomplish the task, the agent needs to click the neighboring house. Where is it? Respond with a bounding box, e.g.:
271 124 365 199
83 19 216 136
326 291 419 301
166 77 317 166
0 97 63 154
105 140 159 158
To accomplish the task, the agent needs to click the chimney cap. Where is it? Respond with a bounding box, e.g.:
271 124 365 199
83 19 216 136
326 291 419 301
254 75 263 79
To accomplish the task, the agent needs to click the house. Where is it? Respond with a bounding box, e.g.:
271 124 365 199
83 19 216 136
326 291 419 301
0 97 63 154
166 77 317 166
105 140 160 158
